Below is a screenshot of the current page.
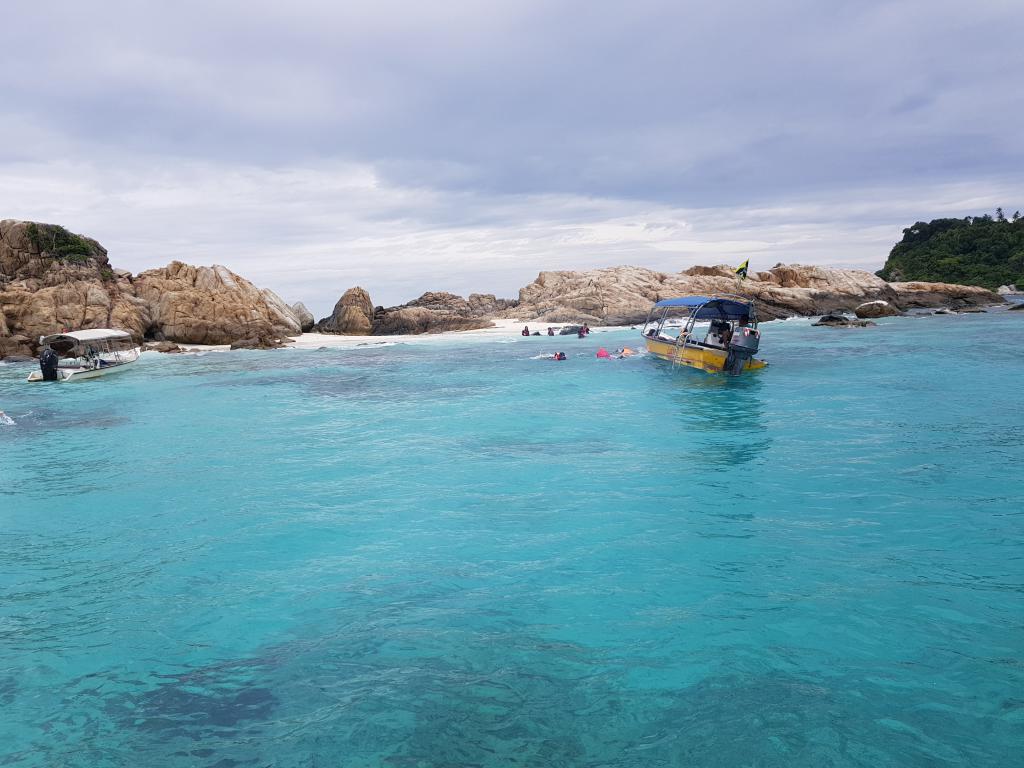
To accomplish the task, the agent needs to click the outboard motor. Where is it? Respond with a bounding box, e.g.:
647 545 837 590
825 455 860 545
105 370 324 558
724 327 760 376
39 347 60 381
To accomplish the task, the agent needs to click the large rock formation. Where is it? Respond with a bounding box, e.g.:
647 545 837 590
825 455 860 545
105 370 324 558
315 287 375 334
372 290 517 334
888 281 1004 310
505 264 1001 325
468 293 517 316
315 288 513 335
0 220 149 356
290 302 315 332
1 219 302 355
133 262 301 345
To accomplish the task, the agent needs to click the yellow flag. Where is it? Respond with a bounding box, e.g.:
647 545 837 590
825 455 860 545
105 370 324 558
735 259 749 279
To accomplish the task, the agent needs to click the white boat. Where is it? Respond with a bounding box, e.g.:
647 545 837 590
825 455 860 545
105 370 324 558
27 329 141 382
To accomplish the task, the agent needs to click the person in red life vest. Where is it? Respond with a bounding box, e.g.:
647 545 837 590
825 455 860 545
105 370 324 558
596 347 610 359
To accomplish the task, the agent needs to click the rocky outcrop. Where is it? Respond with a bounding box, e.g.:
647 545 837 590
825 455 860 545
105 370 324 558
1 219 308 354
143 340 183 353
399 291 515 317
854 300 901 318
371 290 503 334
290 302 315 332
314 287 506 335
0 220 149 356
813 314 877 328
133 262 300 345
315 287 375 334
468 293 518 315
505 264 1001 325
888 281 1002 311
372 306 493 335
229 336 290 350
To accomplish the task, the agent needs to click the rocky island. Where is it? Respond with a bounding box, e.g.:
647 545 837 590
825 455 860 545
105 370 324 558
876 210 1024 289
0 220 301 356
310 263 999 336
495 263 999 325
0 217 1007 358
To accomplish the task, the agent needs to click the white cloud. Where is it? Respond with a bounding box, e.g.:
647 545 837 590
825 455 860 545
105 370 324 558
1 158 1017 315
1 1 1021 315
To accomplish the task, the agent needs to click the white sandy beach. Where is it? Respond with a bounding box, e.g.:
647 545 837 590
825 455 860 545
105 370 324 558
135 320 635 356
285 319 634 350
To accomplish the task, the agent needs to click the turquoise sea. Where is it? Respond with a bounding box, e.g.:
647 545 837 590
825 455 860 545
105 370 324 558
2 309 1023 767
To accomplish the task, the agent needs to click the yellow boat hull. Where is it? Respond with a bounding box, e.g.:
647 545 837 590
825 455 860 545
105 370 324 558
645 337 767 374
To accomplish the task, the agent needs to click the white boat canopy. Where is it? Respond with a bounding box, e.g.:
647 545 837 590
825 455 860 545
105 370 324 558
39 329 134 355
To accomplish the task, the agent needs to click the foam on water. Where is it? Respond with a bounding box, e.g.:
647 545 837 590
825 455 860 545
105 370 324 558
1 311 1022 767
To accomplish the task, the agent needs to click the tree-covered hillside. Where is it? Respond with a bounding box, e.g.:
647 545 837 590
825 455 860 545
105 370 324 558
876 209 1024 289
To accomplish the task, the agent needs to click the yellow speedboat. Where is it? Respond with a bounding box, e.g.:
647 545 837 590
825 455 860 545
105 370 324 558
641 295 767 376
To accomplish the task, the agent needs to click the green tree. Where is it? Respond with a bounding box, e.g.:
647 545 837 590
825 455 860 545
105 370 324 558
876 210 1024 289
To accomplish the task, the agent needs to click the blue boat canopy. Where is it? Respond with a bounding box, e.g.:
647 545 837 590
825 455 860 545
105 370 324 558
653 296 753 320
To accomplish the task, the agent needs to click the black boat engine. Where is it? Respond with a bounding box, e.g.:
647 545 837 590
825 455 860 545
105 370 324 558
39 348 59 381
724 327 760 375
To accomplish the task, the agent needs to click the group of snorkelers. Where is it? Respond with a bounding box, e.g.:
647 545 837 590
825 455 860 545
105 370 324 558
544 346 635 361
521 323 608 361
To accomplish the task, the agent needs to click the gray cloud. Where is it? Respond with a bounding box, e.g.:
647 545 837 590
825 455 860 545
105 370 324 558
1 0 1021 311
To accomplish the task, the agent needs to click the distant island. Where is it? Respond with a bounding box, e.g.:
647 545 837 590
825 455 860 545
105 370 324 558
876 209 1024 290
0 217 1008 358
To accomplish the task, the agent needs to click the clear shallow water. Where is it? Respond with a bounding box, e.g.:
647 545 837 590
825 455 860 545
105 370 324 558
1 311 1022 767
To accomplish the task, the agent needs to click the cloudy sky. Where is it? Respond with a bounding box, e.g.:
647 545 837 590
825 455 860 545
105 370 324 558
1 0 1021 313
